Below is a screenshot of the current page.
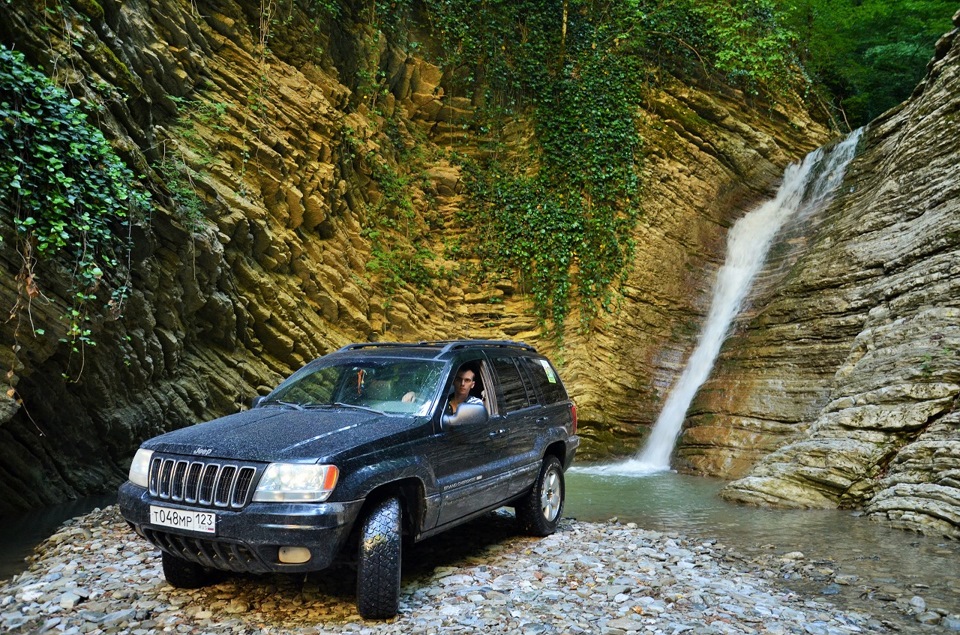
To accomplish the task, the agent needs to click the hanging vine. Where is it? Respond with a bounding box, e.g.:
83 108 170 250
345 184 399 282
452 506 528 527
0 46 150 381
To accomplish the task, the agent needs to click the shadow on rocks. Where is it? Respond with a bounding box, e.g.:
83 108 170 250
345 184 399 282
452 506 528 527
225 509 522 604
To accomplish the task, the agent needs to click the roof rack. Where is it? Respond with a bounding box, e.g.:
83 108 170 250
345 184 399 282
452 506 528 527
438 340 536 354
335 342 421 352
335 340 536 354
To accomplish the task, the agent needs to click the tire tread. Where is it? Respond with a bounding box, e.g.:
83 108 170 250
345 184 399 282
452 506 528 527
356 496 402 619
516 455 564 537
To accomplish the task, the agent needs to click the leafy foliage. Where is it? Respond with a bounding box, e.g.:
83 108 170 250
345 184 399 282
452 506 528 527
406 0 953 335
459 16 645 331
341 125 439 294
0 45 149 354
690 0 800 92
780 0 957 127
418 0 804 334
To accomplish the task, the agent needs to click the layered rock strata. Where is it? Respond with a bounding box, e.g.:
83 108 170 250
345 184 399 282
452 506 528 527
557 82 829 458
702 13 960 538
0 0 826 513
0 0 462 512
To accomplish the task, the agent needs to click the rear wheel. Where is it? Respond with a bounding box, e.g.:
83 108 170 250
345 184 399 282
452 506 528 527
516 455 564 537
356 496 402 619
161 551 219 589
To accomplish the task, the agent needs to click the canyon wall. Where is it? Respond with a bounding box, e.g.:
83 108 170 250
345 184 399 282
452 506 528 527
1 0 829 514
684 12 960 539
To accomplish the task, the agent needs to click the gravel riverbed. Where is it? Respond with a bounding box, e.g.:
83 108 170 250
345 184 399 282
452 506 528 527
1 506 957 634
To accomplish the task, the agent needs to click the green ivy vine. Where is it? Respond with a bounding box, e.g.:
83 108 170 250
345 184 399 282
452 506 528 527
341 123 439 295
424 0 647 334
407 0 805 336
0 45 150 370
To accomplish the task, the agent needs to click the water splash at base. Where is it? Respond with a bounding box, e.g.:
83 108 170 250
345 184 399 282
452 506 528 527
572 459 669 477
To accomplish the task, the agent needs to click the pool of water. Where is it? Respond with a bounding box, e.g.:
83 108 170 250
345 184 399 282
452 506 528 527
0 494 116 582
567 467 853 541
566 467 960 625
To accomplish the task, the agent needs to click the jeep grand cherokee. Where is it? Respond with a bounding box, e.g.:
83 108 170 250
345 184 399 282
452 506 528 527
118 340 579 618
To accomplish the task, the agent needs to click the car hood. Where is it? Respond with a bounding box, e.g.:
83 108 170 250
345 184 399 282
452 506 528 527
142 407 425 463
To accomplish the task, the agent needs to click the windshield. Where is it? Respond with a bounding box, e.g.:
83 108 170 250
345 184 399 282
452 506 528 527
264 359 445 415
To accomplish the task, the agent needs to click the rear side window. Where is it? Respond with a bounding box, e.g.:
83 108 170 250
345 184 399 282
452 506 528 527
520 357 567 405
492 357 531 412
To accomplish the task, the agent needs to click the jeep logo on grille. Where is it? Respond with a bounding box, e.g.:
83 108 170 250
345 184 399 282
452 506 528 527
193 447 214 456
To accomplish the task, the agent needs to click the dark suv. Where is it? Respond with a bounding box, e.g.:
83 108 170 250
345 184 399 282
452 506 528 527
118 340 579 618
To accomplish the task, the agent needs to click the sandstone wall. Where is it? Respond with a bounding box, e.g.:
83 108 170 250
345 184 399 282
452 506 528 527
0 0 826 513
0 0 462 513
699 14 960 539
553 81 829 458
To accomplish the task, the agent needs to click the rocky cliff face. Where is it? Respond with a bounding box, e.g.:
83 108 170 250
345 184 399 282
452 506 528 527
1 0 828 515
547 81 829 458
688 13 960 539
0 0 468 512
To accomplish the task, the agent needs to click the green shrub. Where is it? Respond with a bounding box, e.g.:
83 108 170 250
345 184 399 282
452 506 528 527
0 45 150 354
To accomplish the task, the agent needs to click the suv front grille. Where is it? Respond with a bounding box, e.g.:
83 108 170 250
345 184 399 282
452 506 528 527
149 456 258 509
144 528 268 573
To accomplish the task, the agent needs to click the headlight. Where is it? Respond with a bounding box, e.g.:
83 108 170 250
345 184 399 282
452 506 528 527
128 448 153 488
253 463 339 502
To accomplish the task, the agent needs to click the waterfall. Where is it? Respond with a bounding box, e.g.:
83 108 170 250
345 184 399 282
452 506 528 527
583 129 863 476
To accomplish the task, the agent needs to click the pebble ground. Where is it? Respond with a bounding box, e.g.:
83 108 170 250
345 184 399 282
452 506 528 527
1 506 957 634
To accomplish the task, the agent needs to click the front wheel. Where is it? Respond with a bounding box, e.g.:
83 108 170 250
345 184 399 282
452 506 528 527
356 496 402 619
516 455 564 537
161 551 220 589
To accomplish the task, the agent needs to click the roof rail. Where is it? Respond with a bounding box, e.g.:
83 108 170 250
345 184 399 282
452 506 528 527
335 342 422 352
438 340 536 354
335 340 537 354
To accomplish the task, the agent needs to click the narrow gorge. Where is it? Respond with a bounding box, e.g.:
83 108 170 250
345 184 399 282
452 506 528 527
1 0 958 541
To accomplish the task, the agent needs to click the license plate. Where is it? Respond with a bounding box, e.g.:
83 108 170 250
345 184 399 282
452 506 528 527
149 505 216 534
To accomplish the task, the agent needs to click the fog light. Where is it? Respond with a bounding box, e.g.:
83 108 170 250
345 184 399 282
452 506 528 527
278 546 312 564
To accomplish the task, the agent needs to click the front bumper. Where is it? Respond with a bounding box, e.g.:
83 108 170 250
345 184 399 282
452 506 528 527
118 481 365 574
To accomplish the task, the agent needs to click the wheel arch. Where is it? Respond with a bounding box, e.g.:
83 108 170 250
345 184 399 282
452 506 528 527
356 477 425 539
545 440 567 467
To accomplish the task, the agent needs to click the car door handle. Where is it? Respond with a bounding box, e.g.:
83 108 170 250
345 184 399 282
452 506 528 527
489 428 507 437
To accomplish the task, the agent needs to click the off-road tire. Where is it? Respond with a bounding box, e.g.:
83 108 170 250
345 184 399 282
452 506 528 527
356 496 402 619
161 551 219 589
516 455 564 536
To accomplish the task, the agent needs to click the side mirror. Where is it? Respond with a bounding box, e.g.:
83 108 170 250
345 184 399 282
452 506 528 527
442 402 488 429
250 395 267 409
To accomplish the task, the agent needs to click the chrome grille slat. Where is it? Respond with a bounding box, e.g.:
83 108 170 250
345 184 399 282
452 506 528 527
185 463 204 503
170 461 188 501
199 464 217 505
215 466 236 507
148 456 257 509
233 468 255 506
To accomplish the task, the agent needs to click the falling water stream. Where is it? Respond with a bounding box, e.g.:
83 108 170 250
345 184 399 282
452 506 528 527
585 128 864 476
565 129 960 624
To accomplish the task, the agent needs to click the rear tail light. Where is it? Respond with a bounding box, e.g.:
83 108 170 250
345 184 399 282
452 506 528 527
571 403 578 434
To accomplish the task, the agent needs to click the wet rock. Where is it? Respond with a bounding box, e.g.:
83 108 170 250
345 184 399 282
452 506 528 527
942 615 960 631
833 574 858 586
908 595 927 613
915 611 941 625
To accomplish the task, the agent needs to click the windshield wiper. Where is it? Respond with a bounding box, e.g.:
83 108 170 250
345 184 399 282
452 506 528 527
333 402 385 415
262 399 305 410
